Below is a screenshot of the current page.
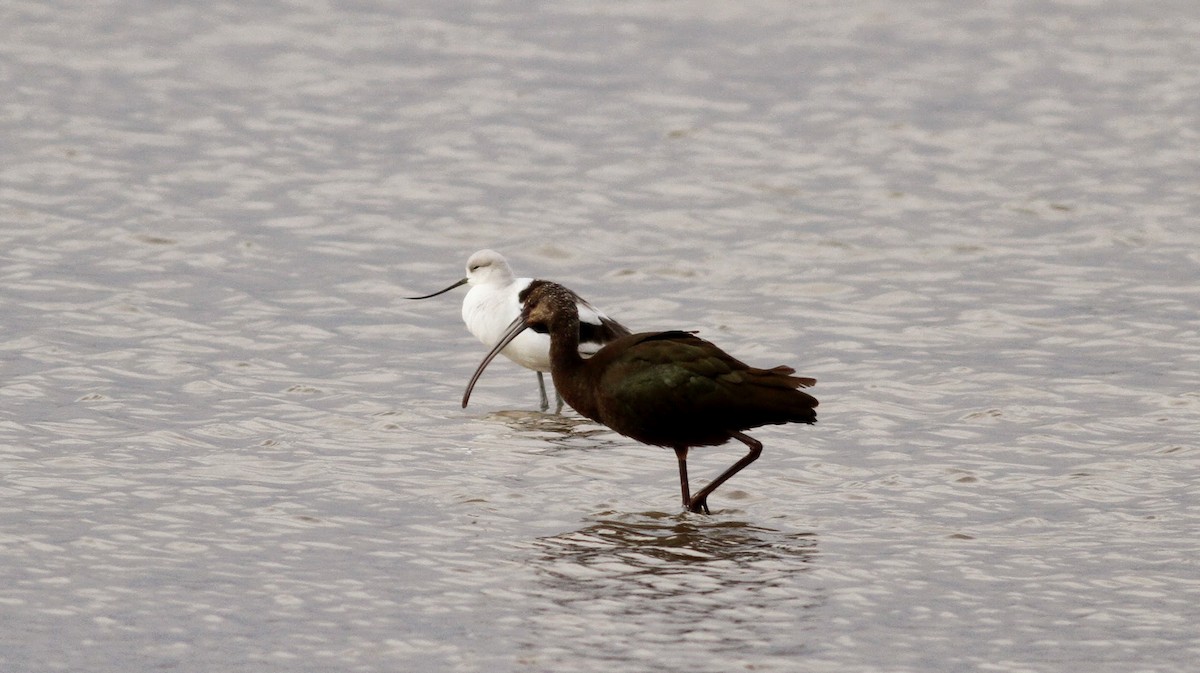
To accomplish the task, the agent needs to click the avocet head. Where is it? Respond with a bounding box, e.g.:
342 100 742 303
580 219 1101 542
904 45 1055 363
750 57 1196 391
464 249 516 287
405 249 518 300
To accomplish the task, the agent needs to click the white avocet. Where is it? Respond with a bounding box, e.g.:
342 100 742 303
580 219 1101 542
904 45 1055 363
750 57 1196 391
407 249 630 412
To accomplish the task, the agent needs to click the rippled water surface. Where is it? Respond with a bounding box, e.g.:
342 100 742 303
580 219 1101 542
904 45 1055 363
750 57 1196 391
3 1 1199 671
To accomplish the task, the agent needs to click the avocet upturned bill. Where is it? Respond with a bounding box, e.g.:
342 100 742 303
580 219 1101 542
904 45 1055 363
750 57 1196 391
407 249 630 412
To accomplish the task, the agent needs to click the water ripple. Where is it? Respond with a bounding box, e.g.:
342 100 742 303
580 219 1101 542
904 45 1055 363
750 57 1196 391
2 1 1199 672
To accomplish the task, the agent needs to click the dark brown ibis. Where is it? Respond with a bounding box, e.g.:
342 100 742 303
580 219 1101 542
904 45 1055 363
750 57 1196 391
463 281 818 514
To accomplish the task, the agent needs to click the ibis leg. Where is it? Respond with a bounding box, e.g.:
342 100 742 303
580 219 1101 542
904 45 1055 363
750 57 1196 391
535 372 550 412
674 447 692 510
687 432 762 514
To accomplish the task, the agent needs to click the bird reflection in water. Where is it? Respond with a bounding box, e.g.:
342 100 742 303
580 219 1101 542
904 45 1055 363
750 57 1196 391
534 511 818 569
482 409 620 452
520 513 823 663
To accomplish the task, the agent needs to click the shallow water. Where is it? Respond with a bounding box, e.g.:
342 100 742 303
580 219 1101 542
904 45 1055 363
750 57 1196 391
3 1 1200 671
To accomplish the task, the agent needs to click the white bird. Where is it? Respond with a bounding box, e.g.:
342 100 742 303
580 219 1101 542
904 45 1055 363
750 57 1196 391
407 249 630 412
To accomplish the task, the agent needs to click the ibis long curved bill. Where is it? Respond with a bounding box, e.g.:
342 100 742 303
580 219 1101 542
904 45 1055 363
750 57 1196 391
405 277 468 300
462 315 531 408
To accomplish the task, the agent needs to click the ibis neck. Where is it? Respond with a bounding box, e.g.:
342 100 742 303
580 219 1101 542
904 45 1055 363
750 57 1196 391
547 314 585 373
545 313 598 417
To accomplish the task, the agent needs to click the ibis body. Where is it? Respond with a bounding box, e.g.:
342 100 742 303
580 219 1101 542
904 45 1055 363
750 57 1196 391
464 281 818 513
